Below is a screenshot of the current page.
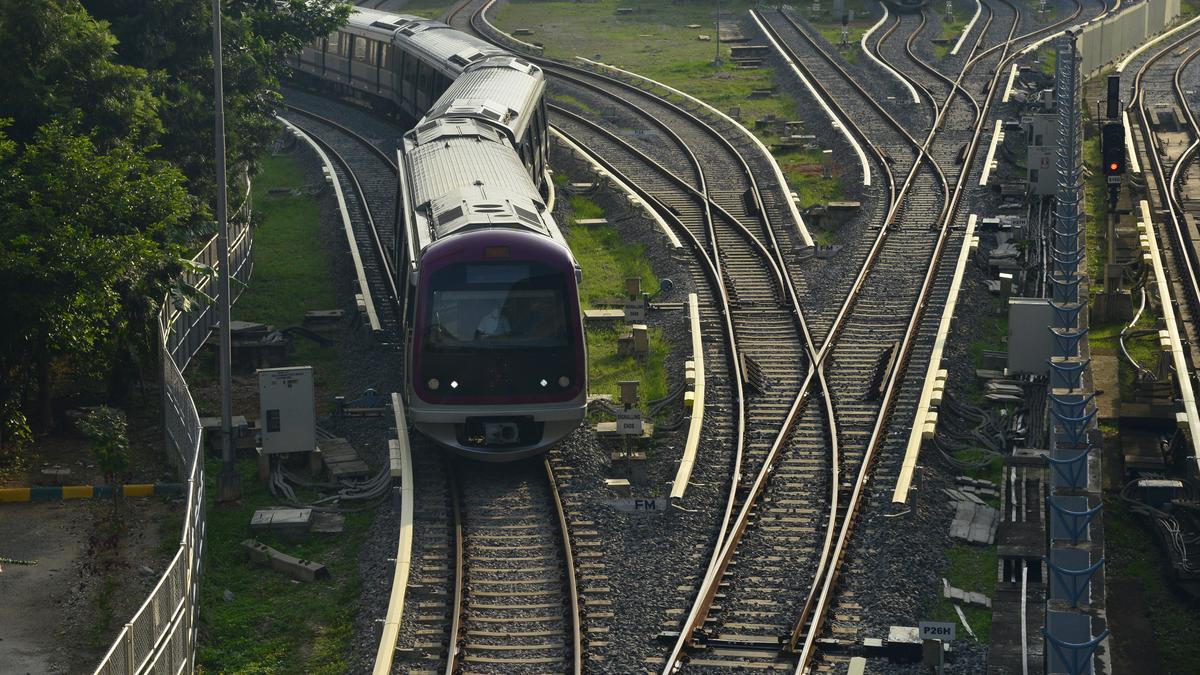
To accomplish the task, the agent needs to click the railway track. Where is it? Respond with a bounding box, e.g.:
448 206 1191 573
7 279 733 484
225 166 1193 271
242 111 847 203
278 104 403 337
443 457 582 673
1129 25 1200 366
340 0 1119 671
659 2 1109 670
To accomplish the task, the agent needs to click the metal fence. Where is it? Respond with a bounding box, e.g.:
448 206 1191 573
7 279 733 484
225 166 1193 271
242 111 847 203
93 178 253 675
1079 0 1181 75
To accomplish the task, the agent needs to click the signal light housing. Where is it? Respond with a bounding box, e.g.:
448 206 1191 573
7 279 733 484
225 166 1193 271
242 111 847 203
1102 122 1126 177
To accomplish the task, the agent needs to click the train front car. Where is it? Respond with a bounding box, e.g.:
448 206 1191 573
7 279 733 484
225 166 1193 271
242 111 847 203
399 119 586 460
883 0 931 12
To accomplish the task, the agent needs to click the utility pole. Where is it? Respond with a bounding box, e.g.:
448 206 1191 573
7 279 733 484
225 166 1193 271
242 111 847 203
714 0 722 66
213 0 240 501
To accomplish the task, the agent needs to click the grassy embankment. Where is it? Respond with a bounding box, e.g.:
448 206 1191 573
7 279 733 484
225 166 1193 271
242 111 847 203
195 151 369 674
924 543 999 643
559 180 669 403
1106 497 1200 671
494 0 846 240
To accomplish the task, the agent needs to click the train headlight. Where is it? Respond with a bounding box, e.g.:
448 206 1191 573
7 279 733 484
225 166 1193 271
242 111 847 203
558 376 570 388
450 380 459 389
428 378 440 391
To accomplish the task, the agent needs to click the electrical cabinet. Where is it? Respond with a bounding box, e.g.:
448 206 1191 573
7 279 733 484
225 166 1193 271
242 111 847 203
258 366 315 455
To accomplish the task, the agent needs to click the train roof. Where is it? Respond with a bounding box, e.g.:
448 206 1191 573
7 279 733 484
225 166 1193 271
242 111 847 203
403 119 557 253
344 7 505 77
394 20 505 78
426 57 544 142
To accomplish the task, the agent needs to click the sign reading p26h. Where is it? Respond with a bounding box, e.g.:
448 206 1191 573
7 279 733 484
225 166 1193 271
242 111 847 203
919 621 955 641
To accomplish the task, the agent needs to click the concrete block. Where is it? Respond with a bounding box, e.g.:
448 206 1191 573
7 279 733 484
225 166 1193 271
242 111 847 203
241 539 329 582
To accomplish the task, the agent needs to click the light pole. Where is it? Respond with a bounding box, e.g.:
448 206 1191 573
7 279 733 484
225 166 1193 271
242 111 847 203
213 0 240 501
714 0 722 66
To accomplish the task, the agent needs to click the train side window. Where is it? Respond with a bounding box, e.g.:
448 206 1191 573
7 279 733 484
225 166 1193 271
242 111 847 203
403 53 417 91
354 36 368 62
326 32 338 55
417 61 430 96
380 44 389 69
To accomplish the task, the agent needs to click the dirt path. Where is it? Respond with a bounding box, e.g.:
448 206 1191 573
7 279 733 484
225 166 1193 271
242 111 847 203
0 499 177 674
0 503 91 674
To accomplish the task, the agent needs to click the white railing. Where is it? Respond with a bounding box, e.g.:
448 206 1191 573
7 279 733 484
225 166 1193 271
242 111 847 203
93 176 253 675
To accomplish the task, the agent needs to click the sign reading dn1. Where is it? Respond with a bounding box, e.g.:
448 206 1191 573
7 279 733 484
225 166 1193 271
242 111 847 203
919 620 956 641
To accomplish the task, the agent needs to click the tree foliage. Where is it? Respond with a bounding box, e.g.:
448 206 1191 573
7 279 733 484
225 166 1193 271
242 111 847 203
0 0 347 452
83 0 349 203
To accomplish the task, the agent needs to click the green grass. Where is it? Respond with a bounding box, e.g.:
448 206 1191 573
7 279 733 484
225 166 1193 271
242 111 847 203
934 11 969 58
238 154 336 325
1092 310 1164 401
962 298 1007 403
566 195 658 308
926 543 998 643
950 448 1004 488
560 192 668 401
197 459 371 674
1083 134 1107 284
550 92 604 118
194 150 370 672
776 149 843 207
586 324 670 402
189 152 345 413
1106 497 1200 673
1040 47 1057 77
393 0 456 19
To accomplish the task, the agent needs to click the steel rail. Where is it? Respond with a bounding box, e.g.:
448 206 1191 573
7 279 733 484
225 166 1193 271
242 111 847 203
765 10 940 218
466 1 813 261
548 109 837 669
441 458 582 674
792 0 1105 666
1132 25 1200 315
443 460 465 675
545 457 583 675
466 5 838 624
659 5 1002 667
279 104 402 310
1128 25 1200 469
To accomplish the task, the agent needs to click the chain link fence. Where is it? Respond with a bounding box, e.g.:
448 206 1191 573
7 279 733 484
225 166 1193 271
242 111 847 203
93 177 253 675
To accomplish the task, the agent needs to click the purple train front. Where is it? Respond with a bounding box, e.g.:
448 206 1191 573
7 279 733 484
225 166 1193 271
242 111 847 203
291 7 584 458
396 117 585 460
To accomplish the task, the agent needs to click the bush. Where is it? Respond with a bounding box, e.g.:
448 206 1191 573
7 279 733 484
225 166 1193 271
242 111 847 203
78 406 129 487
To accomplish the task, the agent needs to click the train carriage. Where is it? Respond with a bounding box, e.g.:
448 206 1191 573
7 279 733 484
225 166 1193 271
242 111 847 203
289 7 583 459
396 118 585 459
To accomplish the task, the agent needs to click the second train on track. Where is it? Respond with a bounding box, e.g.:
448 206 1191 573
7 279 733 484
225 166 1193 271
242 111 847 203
289 6 587 460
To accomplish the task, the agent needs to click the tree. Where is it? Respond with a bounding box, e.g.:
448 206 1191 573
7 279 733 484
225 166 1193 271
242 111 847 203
82 0 350 203
0 0 347 451
0 120 192 432
0 0 162 148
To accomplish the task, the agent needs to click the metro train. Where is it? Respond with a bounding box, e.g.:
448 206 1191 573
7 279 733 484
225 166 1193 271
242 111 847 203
883 0 931 12
289 7 586 460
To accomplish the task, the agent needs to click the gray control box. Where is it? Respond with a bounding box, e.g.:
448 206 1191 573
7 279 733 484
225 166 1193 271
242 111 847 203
258 366 315 455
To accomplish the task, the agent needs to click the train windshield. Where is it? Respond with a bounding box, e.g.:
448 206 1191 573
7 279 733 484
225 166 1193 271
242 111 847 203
424 261 570 350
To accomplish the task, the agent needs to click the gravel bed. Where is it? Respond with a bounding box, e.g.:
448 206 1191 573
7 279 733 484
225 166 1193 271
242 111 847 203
546 139 738 672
